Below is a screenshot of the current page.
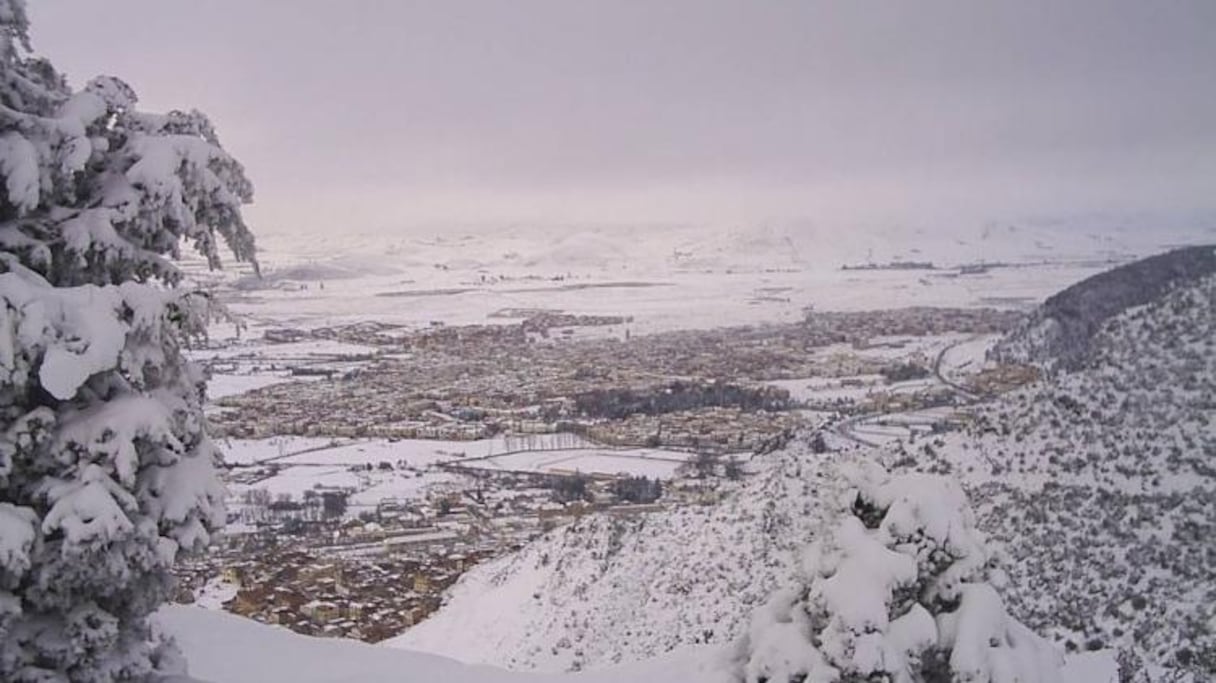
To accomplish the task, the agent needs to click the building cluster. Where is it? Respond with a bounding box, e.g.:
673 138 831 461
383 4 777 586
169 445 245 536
802 306 1022 343
964 364 1041 396
185 306 1024 642
581 407 805 453
840 260 936 271
856 386 958 414
262 310 630 350
175 462 710 643
176 547 478 642
173 491 526 642
211 307 1019 449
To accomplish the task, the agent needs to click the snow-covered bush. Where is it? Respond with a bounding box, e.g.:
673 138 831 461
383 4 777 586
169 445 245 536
738 464 1062 683
1 2 255 680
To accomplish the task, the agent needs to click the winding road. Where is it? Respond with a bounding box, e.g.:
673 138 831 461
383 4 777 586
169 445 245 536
830 334 988 447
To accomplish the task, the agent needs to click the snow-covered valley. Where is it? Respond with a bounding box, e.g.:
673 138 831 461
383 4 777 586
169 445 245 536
7 3 1216 681
368 246 1215 682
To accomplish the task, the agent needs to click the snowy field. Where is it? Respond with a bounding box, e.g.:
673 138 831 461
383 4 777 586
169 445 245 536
195 336 379 402
224 462 465 511
220 433 622 467
466 447 691 478
188 220 1198 339
201 215 1213 340
217 436 361 465
192 338 381 362
205 371 307 400
765 375 885 403
214 262 1101 338
219 435 696 510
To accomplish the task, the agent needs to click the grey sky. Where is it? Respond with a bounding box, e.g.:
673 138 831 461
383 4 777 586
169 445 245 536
27 1 1216 235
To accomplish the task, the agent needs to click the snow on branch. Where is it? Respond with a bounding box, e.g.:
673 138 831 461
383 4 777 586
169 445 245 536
1 16 252 678
738 464 1063 683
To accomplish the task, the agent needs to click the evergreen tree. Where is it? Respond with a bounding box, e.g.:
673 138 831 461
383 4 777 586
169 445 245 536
0 3 255 680
740 464 1062 683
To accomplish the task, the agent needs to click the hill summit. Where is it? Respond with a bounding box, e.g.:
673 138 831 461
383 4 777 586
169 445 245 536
992 245 1216 371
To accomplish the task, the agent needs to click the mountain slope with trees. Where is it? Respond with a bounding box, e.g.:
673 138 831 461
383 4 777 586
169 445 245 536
992 245 1216 372
924 265 1216 680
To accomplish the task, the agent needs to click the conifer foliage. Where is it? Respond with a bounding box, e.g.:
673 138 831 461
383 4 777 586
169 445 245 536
740 465 1062 683
0 2 255 680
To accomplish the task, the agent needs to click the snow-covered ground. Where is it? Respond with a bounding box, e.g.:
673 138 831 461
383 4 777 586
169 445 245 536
205 371 304 400
159 604 1118 683
218 434 698 515
219 433 601 467
191 577 239 611
157 605 733 683
193 338 381 362
469 447 690 478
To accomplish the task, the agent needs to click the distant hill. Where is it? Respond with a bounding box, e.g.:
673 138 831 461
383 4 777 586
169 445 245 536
993 245 1216 371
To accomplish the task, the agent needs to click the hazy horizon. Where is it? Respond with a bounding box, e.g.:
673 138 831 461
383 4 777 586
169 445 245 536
29 1 1216 238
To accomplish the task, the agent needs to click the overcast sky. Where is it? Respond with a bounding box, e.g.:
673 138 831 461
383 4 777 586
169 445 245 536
27 1 1216 235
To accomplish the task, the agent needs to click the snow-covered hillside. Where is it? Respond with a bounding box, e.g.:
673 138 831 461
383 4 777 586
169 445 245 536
389 443 843 671
924 271 1216 679
384 444 1120 682
389 443 1085 679
992 245 1216 371
155 605 731 683
157 602 1115 683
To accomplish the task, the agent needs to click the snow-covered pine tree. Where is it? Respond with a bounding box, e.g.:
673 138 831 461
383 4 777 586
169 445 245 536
739 464 1062 683
0 3 256 681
